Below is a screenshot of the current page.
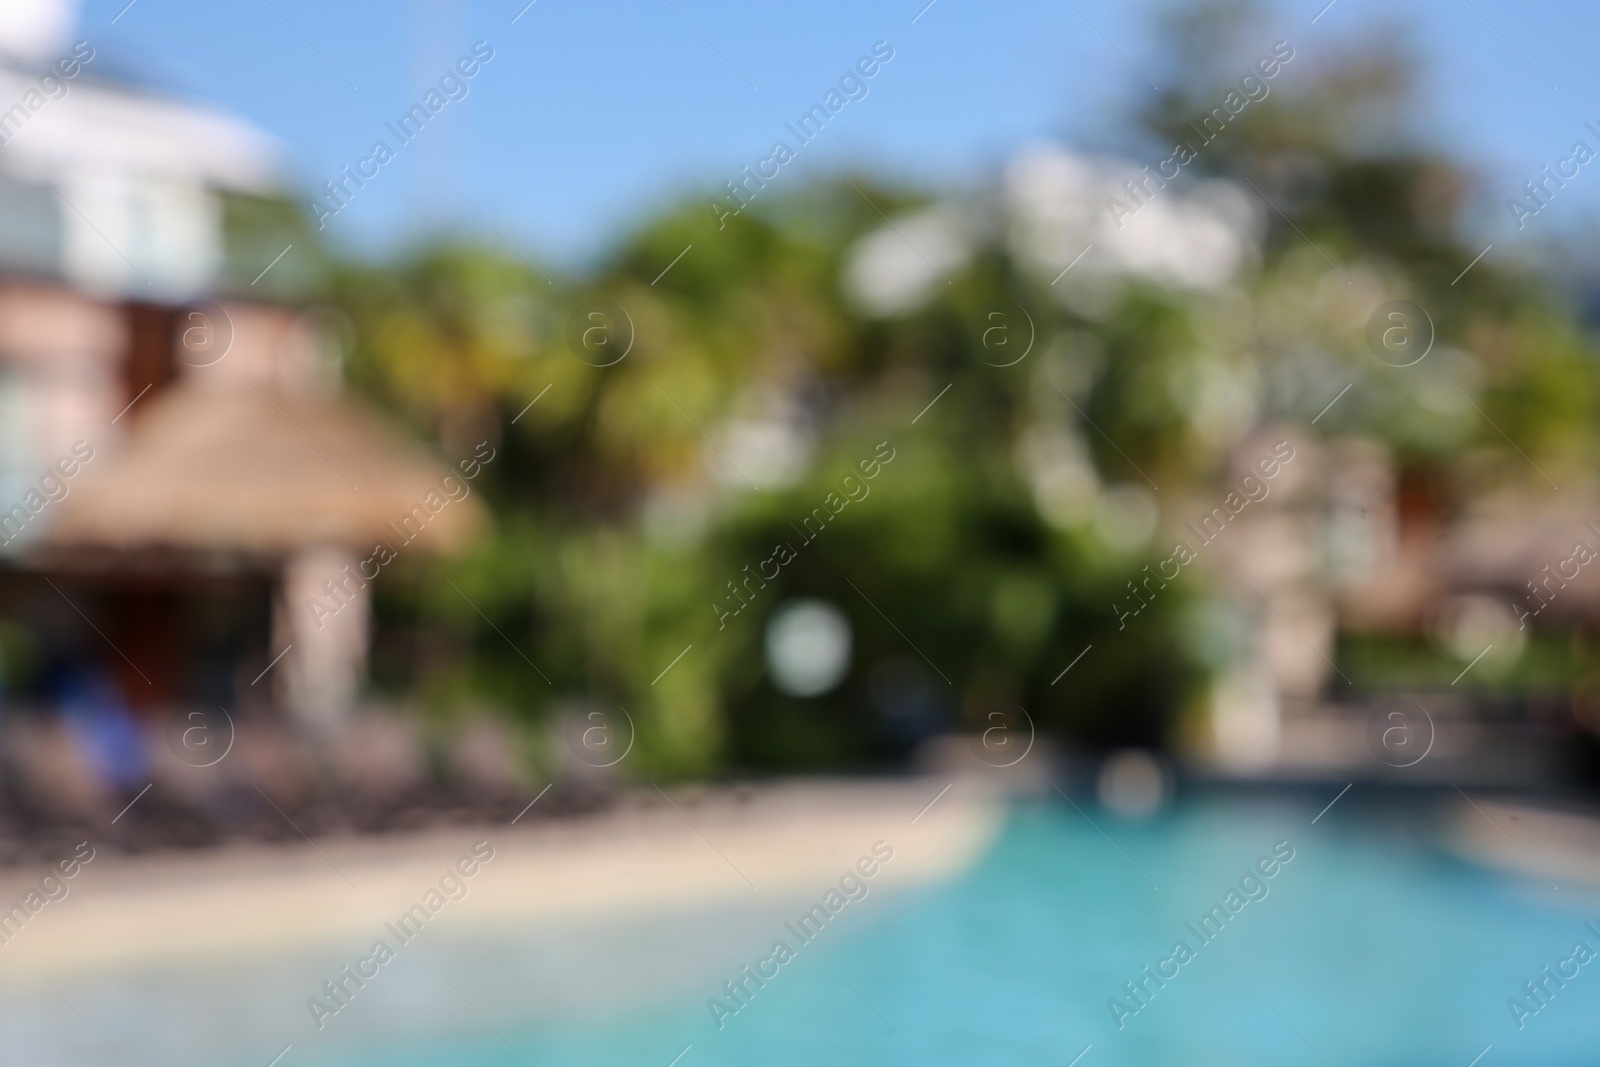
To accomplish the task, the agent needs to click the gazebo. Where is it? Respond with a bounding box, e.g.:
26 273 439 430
31 317 483 733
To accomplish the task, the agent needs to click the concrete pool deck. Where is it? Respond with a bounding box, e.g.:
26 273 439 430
1450 794 1600 893
0 777 1003 982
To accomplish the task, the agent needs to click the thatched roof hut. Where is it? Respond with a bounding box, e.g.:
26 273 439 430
1443 487 1600 620
37 377 484 563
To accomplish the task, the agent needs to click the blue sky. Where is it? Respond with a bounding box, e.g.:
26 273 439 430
78 0 1600 268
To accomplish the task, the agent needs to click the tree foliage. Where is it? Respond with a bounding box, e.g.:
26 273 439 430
327 3 1600 777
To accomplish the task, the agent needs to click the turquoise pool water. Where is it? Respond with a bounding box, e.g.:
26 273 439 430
290 792 1600 1066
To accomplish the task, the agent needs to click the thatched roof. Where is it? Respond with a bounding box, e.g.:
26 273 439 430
1443 487 1600 614
39 379 485 559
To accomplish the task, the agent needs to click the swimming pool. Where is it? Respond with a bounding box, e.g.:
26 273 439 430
12 790 1600 1065
261 791 1595 1066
